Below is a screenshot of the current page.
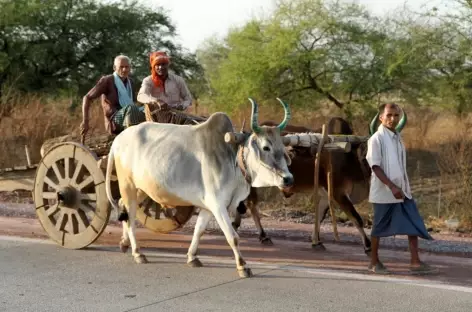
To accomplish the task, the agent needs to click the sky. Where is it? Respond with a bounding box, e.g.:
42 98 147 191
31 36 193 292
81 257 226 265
147 0 455 53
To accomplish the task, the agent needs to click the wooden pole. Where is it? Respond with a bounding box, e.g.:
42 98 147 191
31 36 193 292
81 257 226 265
311 124 327 249
24 145 31 166
327 156 340 241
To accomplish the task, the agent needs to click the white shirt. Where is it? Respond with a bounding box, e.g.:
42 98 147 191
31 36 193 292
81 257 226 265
366 125 412 203
136 72 193 109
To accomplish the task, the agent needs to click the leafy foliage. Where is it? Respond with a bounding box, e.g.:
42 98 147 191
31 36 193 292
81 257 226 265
0 0 202 98
196 0 472 117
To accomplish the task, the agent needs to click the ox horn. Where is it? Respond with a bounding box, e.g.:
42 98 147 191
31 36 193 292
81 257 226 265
368 112 380 136
248 98 262 134
276 98 291 130
395 107 407 133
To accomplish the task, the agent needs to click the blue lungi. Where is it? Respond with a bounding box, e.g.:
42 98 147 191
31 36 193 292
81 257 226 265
371 198 433 240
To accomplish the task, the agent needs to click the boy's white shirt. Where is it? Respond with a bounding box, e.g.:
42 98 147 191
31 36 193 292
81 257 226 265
366 124 412 203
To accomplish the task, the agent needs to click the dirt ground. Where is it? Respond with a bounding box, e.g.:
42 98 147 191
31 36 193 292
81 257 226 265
1 215 472 288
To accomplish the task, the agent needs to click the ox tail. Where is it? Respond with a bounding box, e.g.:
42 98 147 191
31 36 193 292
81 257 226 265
105 146 128 221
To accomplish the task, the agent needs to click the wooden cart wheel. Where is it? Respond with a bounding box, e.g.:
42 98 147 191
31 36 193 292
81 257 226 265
136 198 195 234
33 142 110 249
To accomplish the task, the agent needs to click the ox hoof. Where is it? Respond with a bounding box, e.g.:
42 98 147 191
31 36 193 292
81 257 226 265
260 237 274 246
134 254 148 264
187 258 203 268
238 268 253 278
311 243 326 251
119 242 129 253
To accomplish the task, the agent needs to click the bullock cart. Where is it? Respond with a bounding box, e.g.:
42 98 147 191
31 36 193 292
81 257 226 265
0 103 369 251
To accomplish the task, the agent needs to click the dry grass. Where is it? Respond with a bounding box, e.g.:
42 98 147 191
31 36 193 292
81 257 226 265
0 94 106 168
1 95 472 231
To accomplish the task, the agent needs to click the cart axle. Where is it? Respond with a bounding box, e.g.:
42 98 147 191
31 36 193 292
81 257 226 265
57 186 79 208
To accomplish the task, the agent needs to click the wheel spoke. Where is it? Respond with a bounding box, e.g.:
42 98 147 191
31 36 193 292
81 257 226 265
55 211 66 231
42 192 57 200
80 192 97 201
75 210 90 232
44 177 59 191
64 157 70 182
46 205 60 217
77 176 94 191
79 203 95 216
51 163 63 183
64 213 73 234
71 160 83 186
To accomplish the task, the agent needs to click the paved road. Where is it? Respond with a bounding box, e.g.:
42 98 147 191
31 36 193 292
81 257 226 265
1 235 472 312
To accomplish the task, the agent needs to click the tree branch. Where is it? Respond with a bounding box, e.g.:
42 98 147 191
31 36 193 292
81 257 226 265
279 86 314 98
305 62 345 109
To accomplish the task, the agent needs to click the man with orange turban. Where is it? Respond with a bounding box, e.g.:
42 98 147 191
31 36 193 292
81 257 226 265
137 51 192 111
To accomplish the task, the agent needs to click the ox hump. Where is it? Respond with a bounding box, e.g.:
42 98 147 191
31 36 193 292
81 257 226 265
197 112 234 134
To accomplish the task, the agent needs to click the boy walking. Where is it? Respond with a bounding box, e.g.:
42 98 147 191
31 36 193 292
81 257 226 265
366 103 434 274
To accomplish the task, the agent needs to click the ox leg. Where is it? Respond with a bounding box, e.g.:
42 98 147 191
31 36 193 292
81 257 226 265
233 188 273 245
187 209 213 268
121 197 148 264
119 189 148 257
247 188 272 245
119 221 130 253
312 195 329 251
212 206 253 278
246 199 272 246
336 194 371 256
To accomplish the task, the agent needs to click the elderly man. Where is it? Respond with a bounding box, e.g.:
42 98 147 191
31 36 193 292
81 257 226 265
366 102 434 275
80 55 145 136
137 51 193 111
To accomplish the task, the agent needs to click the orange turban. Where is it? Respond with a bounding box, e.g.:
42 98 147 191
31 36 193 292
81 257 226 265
149 51 170 90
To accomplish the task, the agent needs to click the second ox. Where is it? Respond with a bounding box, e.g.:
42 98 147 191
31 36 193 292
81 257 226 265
232 111 407 255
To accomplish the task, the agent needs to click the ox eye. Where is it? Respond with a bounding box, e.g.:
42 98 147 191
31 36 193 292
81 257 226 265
263 146 271 152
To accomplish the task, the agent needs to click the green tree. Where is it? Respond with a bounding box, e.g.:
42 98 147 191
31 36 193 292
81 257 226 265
196 0 408 114
196 0 472 117
0 0 202 98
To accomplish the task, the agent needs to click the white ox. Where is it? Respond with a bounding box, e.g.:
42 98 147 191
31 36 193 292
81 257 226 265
105 98 294 277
